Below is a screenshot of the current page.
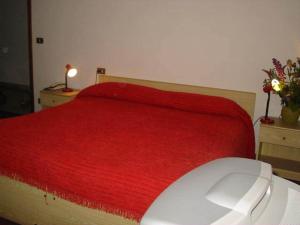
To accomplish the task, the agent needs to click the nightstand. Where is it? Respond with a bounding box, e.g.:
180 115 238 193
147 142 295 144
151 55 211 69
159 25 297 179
39 88 80 109
258 117 300 181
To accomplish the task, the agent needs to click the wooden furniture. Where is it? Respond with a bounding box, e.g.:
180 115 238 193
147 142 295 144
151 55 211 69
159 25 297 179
258 117 300 181
0 75 256 225
97 75 256 119
0 82 32 116
40 88 80 109
0 176 136 225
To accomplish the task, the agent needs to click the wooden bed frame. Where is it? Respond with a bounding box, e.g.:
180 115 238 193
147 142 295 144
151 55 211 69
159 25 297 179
0 75 256 225
98 75 255 119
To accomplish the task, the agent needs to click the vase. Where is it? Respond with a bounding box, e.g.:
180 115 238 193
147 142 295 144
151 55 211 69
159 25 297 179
281 106 300 124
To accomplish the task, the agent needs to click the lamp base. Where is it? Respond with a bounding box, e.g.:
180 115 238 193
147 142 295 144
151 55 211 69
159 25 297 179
62 87 74 92
260 117 274 124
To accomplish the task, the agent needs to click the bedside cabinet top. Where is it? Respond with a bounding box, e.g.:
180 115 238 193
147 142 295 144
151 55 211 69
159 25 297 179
40 88 80 97
261 117 300 131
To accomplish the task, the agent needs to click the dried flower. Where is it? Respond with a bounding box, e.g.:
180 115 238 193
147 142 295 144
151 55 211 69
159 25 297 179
272 58 286 80
287 59 293 68
263 82 272 93
262 69 273 79
263 58 300 111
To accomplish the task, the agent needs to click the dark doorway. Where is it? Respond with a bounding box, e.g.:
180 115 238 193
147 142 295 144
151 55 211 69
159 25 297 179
0 0 34 118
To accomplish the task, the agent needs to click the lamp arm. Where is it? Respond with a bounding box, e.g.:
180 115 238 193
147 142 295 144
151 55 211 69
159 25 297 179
265 92 270 119
65 72 68 89
260 91 274 124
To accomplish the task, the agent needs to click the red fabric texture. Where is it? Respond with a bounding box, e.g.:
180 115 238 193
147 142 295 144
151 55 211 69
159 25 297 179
0 82 255 221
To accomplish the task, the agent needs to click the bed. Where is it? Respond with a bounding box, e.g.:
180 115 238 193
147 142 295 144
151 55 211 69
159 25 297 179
0 75 256 225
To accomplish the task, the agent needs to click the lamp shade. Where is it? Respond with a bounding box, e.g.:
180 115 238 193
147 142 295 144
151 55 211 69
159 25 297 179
63 64 78 92
271 79 281 92
67 68 77 78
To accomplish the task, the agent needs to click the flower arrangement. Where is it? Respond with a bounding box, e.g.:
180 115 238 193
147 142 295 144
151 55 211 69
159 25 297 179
263 58 300 112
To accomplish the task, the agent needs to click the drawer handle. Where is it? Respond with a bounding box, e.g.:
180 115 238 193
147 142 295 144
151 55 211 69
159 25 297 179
282 137 286 140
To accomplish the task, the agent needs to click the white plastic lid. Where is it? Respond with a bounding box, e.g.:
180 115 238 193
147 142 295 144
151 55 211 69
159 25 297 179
141 157 272 225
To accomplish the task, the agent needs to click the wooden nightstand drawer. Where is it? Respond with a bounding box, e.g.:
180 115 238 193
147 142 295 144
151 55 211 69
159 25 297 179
259 126 300 148
258 118 300 181
40 93 72 107
40 89 80 109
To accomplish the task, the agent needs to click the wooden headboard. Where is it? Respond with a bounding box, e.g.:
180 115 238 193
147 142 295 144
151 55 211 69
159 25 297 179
97 75 256 119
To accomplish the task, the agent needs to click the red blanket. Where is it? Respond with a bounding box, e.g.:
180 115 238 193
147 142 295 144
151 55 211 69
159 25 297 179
0 82 254 220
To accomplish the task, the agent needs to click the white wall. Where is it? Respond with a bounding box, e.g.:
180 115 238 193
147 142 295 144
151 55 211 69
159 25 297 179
0 0 30 85
31 0 300 123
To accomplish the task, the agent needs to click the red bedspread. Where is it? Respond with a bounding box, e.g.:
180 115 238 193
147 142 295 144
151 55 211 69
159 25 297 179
0 82 254 220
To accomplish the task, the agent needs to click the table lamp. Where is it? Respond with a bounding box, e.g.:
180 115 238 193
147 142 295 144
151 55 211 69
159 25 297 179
260 78 281 124
63 64 78 92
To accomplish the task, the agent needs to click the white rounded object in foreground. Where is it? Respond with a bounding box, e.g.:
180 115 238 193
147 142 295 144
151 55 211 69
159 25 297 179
140 157 300 225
